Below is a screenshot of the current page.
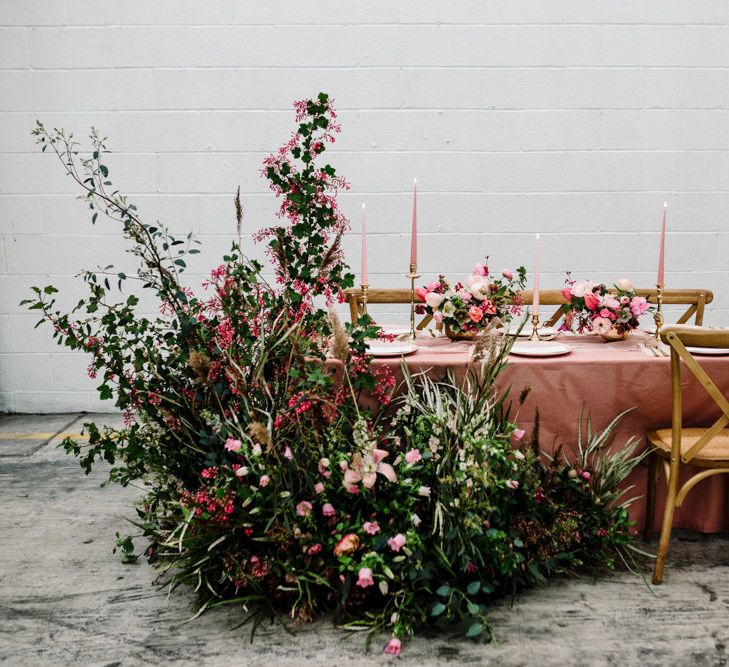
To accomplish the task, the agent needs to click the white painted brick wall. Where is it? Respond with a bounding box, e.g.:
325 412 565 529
1 1 729 413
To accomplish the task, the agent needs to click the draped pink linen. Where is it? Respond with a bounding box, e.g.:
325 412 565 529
372 332 729 534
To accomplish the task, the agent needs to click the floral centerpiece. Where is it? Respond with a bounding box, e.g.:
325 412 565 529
561 277 651 341
416 261 527 340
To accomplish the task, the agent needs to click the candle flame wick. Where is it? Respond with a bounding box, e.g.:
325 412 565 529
362 203 365 210
413 177 417 185
663 202 668 208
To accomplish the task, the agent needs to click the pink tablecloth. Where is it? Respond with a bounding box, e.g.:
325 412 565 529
372 332 729 534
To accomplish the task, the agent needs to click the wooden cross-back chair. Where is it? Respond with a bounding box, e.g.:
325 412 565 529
525 288 713 329
345 287 714 329
643 325 729 584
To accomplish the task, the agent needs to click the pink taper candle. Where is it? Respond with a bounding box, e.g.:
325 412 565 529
533 234 540 317
410 178 417 267
657 202 667 287
360 203 368 285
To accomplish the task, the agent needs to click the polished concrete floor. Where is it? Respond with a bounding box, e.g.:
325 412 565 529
1 413 728 666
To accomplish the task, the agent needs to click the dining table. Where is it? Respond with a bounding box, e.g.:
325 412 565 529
370 329 729 535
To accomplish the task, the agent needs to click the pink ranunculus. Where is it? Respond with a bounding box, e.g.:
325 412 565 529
322 503 336 517
583 292 600 311
561 287 573 301
620 296 630 305
259 474 270 487
599 308 616 321
427 280 441 291
314 482 325 494
425 292 444 308
318 457 331 478
501 268 513 279
472 262 488 277
506 479 519 490
363 520 380 535
356 567 375 588
604 297 620 310
415 287 428 302
468 305 484 323
630 296 649 316
512 428 526 442
404 448 422 464
296 500 313 517
481 299 496 315
387 534 407 552
384 638 401 656
224 438 242 453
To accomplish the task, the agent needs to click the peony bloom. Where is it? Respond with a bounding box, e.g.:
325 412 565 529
506 479 519 490
322 502 336 517
224 438 242 453
334 533 360 557
630 296 649 317
363 520 380 535
387 534 407 552
259 474 270 487
405 448 422 464
384 638 402 656
356 567 375 588
571 281 593 298
583 292 600 311
501 268 513 279
616 278 633 291
425 292 444 308
466 275 489 300
296 501 313 517
314 482 325 495
591 317 613 335
468 305 484 323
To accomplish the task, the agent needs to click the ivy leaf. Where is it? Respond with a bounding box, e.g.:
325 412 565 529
430 602 446 617
467 581 480 595
466 622 484 637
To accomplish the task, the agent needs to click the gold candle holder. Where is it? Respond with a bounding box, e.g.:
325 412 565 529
406 263 420 340
528 313 541 341
653 283 664 339
360 283 369 318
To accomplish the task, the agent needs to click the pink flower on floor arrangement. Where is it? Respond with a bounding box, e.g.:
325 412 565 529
384 638 402 656
404 448 422 464
356 567 375 588
387 534 407 552
296 501 313 517
362 520 380 535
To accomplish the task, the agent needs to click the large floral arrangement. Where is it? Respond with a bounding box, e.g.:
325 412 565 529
25 94 642 654
416 261 527 337
561 277 651 336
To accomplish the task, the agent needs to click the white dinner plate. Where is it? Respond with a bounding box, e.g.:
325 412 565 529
686 346 729 356
504 324 558 339
367 342 418 357
509 342 572 357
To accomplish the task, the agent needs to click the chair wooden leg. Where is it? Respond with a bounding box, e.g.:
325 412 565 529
653 459 681 585
643 452 658 542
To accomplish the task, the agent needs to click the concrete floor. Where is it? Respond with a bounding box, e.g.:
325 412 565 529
1 413 729 667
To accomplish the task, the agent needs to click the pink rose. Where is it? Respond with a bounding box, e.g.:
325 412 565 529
501 269 513 279
259 474 270 487
387 534 407 552
620 296 630 305
356 567 375 588
404 448 422 464
482 300 496 315
583 292 600 311
314 482 325 494
427 280 441 291
224 438 242 453
384 639 401 656
425 292 444 308
318 457 331 478
363 520 380 535
334 533 359 557
322 503 336 517
561 287 573 301
296 501 312 517
630 296 649 316
415 287 428 302
468 305 484 323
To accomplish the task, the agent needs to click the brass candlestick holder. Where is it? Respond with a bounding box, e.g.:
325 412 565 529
406 263 420 340
528 313 541 341
360 283 369 318
653 283 664 339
